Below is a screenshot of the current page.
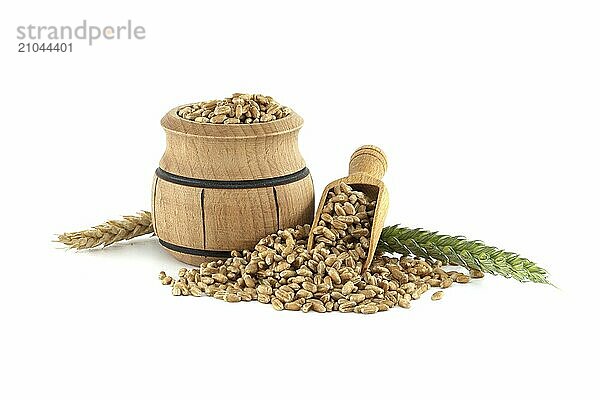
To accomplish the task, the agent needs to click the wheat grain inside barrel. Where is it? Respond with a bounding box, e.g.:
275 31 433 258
152 107 315 266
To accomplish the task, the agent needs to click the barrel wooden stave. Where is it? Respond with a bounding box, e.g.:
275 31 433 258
152 177 205 249
274 175 315 230
203 186 279 250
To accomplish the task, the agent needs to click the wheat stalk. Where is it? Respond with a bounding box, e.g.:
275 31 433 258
56 211 154 250
378 225 551 284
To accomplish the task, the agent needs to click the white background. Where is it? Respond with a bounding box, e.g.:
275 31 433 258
1 1 598 399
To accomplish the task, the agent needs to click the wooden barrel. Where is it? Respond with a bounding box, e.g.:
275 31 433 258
152 107 315 266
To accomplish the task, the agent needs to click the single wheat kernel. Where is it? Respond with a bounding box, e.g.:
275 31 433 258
285 301 302 311
470 269 485 279
342 281 355 295
398 298 411 309
440 278 453 289
431 291 444 301
271 298 284 310
213 273 228 283
296 289 313 299
210 115 227 123
359 304 379 314
257 293 271 304
327 267 342 284
429 278 441 287
349 293 366 303
224 293 241 303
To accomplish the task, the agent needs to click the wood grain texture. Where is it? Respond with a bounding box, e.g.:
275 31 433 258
348 144 387 180
152 108 314 266
203 186 278 250
274 175 315 230
308 145 389 273
151 175 158 233
153 178 204 249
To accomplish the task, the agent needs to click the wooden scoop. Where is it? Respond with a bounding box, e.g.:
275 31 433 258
307 145 389 273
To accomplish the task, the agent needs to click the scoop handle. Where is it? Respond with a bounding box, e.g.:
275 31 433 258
348 145 388 180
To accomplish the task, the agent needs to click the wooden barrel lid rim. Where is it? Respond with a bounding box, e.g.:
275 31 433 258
161 107 304 139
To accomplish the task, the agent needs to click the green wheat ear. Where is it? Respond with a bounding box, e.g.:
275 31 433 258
377 225 552 285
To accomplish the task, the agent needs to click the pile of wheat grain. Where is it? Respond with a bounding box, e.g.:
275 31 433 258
160 183 482 313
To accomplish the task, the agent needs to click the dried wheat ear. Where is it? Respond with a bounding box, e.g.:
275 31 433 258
57 211 153 250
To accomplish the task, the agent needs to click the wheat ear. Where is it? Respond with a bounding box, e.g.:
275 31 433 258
377 225 551 284
57 211 154 250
